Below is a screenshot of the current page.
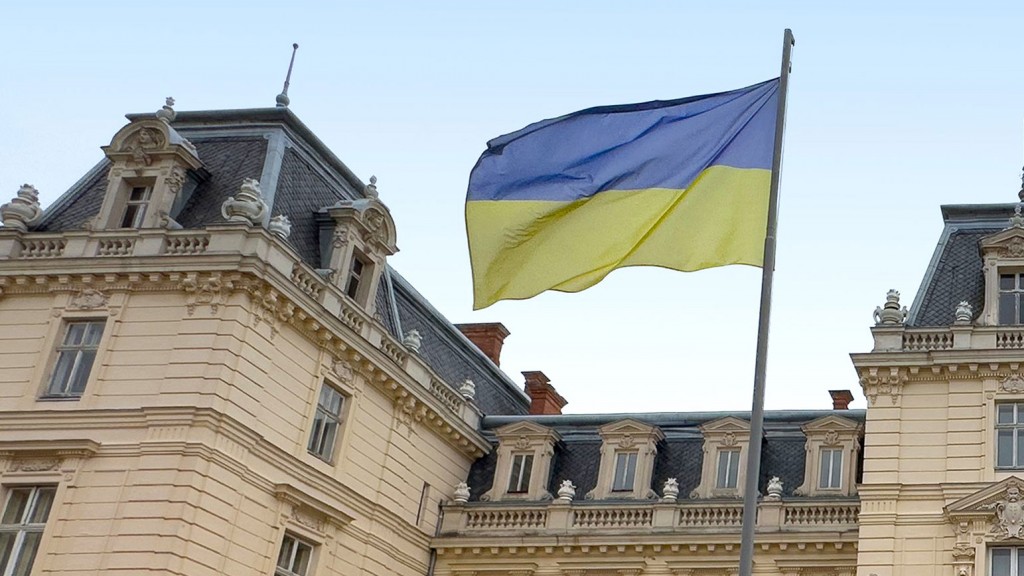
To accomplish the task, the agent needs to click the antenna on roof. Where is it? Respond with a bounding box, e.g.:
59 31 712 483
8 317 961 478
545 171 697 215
275 43 300 108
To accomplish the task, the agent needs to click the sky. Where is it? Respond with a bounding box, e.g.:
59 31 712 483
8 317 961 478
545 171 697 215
3 1 1024 414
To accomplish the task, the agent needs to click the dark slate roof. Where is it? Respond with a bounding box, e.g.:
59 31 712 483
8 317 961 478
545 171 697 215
908 204 1015 327
31 106 530 417
466 410 865 502
391 271 530 417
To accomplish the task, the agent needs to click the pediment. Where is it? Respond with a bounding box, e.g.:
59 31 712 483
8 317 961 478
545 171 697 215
326 198 398 253
597 418 663 440
981 226 1024 258
493 420 560 441
700 416 751 434
102 118 201 169
802 414 863 434
946 476 1024 515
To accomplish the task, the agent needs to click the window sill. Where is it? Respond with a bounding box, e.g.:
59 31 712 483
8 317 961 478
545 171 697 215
37 395 82 402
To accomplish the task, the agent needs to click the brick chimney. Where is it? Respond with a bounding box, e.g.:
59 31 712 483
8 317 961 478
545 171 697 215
456 322 510 366
829 389 854 410
523 371 568 415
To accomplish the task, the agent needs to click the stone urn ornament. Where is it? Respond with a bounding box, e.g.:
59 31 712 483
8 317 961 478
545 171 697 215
954 301 973 325
662 478 680 502
873 289 908 326
453 482 470 504
766 476 784 501
0 184 42 232
458 379 476 401
268 214 292 239
221 178 268 225
556 480 576 502
403 329 423 353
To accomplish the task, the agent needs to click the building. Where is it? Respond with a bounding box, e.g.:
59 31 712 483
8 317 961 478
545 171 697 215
0 96 1020 576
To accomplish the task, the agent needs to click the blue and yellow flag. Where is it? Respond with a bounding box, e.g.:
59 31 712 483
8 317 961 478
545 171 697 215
466 79 780 310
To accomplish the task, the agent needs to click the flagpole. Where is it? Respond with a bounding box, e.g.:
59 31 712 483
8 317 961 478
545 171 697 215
738 28 795 576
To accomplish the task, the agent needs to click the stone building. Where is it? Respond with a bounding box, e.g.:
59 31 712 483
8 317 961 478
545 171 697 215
0 96 1019 576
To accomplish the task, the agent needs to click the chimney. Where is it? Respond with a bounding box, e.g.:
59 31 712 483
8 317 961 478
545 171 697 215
523 371 568 415
829 389 854 410
456 322 510 366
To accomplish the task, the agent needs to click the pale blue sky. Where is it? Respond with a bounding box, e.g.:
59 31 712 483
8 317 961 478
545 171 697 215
3 1 1023 413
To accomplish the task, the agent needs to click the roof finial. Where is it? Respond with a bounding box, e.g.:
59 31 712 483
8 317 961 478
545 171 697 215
1018 165 1024 202
156 97 176 123
276 43 300 108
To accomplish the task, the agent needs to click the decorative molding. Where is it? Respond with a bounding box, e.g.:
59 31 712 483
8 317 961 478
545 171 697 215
180 272 233 316
859 366 907 405
1001 373 1024 394
69 288 109 310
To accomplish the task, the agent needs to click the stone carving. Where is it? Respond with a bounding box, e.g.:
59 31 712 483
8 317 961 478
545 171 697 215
221 178 268 225
332 359 354 384
984 481 1024 539
514 435 531 450
1009 204 1024 230
618 434 636 449
1001 374 1024 394
8 458 60 472
766 476 784 500
459 379 476 401
180 272 231 315
556 480 576 502
363 207 387 243
402 329 422 353
365 175 379 199
860 367 908 405
662 478 680 501
823 430 841 446
1 184 43 232
453 482 470 504
155 97 176 123
873 289 908 325
70 288 109 310
952 543 975 560
721 431 737 447
954 301 973 324
121 127 165 166
268 214 292 239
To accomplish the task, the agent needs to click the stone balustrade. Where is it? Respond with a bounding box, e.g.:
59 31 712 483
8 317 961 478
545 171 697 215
439 499 860 536
0 225 480 431
874 325 1024 352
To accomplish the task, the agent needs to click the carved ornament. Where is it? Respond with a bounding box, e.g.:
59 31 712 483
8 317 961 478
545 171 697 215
1001 374 1024 394
69 288 109 310
823 430 840 446
7 458 60 472
514 435 531 450
859 367 907 405
180 272 232 316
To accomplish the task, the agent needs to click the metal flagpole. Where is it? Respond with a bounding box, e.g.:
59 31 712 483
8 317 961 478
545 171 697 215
738 28 795 576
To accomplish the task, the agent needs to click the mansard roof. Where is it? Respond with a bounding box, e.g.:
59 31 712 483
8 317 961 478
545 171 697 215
908 203 1015 327
466 410 865 503
31 106 530 417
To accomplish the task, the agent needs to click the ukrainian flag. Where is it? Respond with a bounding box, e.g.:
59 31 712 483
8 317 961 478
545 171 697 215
466 79 779 310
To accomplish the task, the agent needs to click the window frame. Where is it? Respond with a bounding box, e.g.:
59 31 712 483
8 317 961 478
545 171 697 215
343 253 369 301
275 532 316 576
990 546 1024 576
996 402 1024 470
307 382 347 463
611 451 638 492
506 453 534 494
818 447 844 489
118 185 153 229
716 449 741 489
42 319 106 400
0 485 57 576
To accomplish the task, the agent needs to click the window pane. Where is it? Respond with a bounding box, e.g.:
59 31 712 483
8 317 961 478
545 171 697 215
1000 404 1016 424
1018 549 1024 576
819 450 831 488
68 351 96 395
727 451 739 488
292 541 312 575
1018 295 1024 324
623 453 637 490
1002 293 1017 324
2 489 30 524
613 453 628 491
831 451 843 488
1017 430 1024 469
277 535 294 569
0 533 15 575
999 430 1016 467
64 323 87 346
1003 275 1016 290
307 414 325 453
83 323 104 346
994 549 1012 576
1018 404 1024 424
29 488 56 524
12 532 41 576
47 352 77 395
519 455 533 490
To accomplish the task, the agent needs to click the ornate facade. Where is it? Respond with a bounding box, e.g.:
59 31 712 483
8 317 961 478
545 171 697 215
0 97 1020 576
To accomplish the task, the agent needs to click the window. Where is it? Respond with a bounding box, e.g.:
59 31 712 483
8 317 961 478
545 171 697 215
716 449 741 489
507 454 534 494
344 256 366 300
119 186 152 228
997 403 1024 468
308 384 345 461
819 448 843 489
45 320 104 398
612 452 638 492
276 533 314 576
0 486 56 576
992 548 1024 576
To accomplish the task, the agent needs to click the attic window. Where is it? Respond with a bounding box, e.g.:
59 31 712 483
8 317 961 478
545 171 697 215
1000 273 1024 325
119 186 152 228
345 256 367 300
612 452 638 492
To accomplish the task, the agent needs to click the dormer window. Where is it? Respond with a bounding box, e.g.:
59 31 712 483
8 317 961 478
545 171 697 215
612 451 638 492
716 449 741 489
1000 273 1024 325
507 453 534 493
794 415 863 497
120 186 152 228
